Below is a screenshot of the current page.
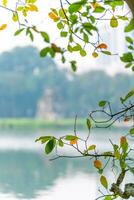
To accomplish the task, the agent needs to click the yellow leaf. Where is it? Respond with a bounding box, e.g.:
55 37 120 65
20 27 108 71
0 24 7 31
94 160 102 169
91 2 101 9
12 13 18 22
70 138 78 145
2 0 8 7
48 12 59 21
28 4 38 12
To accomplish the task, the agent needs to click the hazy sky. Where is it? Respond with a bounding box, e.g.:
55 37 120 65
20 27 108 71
0 0 132 75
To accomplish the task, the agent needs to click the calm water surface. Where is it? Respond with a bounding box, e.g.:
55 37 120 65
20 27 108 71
0 128 133 200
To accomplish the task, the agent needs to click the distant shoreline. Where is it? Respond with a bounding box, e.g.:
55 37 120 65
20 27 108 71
0 118 131 131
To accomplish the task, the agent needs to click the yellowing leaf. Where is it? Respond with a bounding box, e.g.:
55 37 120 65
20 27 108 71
59 8 67 19
120 136 128 152
97 43 108 49
94 160 102 169
100 175 108 189
114 149 120 159
120 136 127 146
2 0 8 7
110 16 118 28
12 13 18 22
88 145 96 151
48 12 59 21
70 138 78 145
92 52 98 58
91 2 101 9
28 4 38 12
0 24 7 31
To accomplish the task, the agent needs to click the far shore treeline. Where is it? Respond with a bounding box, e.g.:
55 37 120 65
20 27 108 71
0 46 134 119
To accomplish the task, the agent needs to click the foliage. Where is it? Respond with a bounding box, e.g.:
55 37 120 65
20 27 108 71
0 0 133 71
0 0 134 199
36 91 134 199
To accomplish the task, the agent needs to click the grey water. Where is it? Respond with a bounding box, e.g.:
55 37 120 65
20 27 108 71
0 128 133 200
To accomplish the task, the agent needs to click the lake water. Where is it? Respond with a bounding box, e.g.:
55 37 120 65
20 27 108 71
0 128 133 200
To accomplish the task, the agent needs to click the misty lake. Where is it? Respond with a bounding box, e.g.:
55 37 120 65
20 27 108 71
0 128 133 200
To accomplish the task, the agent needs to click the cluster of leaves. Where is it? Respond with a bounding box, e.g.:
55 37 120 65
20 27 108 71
0 0 133 71
35 89 134 199
121 39 134 71
47 0 130 70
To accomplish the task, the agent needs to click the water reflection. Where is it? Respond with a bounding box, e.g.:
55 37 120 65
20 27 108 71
0 128 133 200
0 150 98 199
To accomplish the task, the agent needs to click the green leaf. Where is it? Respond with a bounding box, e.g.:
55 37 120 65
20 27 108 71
94 6 105 13
67 45 73 52
65 135 78 141
83 22 97 32
117 15 128 21
100 175 108 189
89 15 95 23
40 47 49 57
132 66 134 71
114 149 120 159
70 60 77 71
125 19 134 32
120 89 134 103
101 51 111 55
83 33 89 43
35 136 51 143
98 100 107 107
57 22 64 29
45 138 56 154
125 36 133 44
104 196 112 200
40 32 50 43
70 14 78 23
29 30 34 41
59 8 67 19
60 31 68 37
103 151 113 158
113 144 119 151
87 118 91 130
105 0 124 7
49 47 55 57
72 43 81 51
125 63 132 68
120 52 133 63
87 145 96 151
110 16 118 28
69 2 82 14
128 45 134 50
61 55 66 63
58 139 64 147
129 128 134 136
14 28 25 36
80 49 86 56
